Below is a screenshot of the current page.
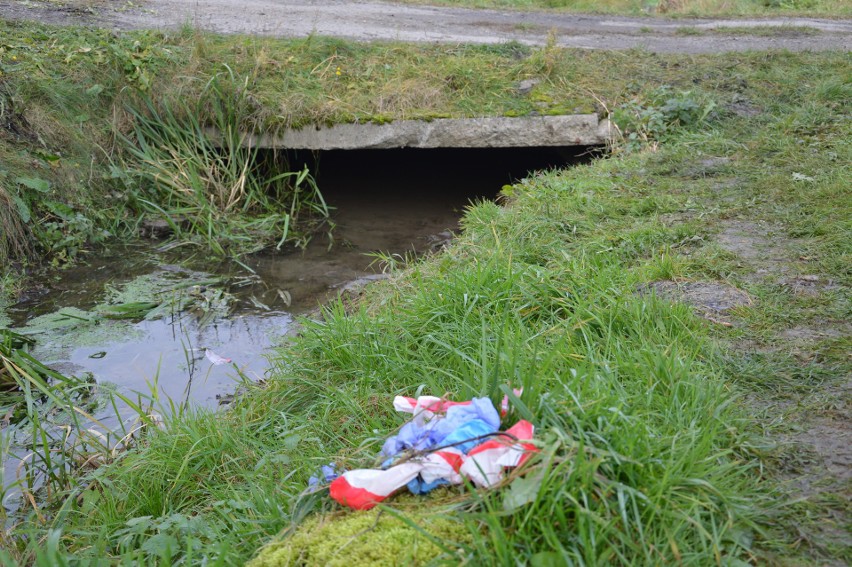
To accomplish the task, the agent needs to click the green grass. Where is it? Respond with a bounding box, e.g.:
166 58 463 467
7 199 766 564
0 19 849 567
674 24 823 37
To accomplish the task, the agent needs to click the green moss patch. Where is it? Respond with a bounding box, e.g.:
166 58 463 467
250 502 472 567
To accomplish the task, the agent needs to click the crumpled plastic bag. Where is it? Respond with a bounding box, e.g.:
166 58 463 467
330 394 536 510
381 397 500 457
308 463 339 488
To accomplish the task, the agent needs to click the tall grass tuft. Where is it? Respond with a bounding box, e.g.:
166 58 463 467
0 182 33 266
121 74 330 256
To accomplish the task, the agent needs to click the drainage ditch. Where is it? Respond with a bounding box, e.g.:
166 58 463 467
1 143 597 510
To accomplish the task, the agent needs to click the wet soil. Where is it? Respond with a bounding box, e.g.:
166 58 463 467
641 199 850 558
641 279 751 325
710 217 852 556
1 0 851 53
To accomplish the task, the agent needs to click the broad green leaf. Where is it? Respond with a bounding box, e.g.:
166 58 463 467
140 533 179 558
15 176 50 193
503 471 544 512
12 195 30 224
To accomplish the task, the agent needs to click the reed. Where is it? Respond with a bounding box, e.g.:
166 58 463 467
120 75 331 256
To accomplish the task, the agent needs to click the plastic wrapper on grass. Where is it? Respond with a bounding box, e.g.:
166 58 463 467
328 394 536 510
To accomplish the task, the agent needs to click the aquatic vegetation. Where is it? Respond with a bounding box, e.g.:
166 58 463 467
100 270 233 323
21 308 98 335
103 271 217 305
21 271 234 335
17 309 145 365
1 330 99 509
4 270 237 387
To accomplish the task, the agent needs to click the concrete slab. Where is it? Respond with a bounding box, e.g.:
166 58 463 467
221 115 611 150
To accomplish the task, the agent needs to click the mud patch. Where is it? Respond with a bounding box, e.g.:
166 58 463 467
780 274 842 297
725 96 762 117
641 279 751 324
717 220 779 260
711 178 741 192
778 374 852 542
791 419 852 484
716 220 797 278
779 325 850 342
682 156 733 179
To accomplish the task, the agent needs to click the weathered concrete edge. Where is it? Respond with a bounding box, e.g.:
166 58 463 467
211 115 612 150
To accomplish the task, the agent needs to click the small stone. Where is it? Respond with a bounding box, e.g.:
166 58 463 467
140 218 173 238
516 79 540 95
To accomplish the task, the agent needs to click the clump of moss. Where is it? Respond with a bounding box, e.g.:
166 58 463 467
249 500 473 567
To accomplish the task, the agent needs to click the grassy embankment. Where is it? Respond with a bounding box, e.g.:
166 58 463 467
397 0 852 17
1 19 849 566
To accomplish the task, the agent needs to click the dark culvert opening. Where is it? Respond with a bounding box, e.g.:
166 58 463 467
300 146 598 201
283 145 600 250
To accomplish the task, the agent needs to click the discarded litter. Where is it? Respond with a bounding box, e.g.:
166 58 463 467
308 463 340 488
327 394 536 510
205 349 232 365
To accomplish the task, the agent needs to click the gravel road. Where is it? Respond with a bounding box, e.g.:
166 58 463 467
2 0 851 52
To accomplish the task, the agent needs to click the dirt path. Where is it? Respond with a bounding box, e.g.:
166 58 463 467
2 0 851 52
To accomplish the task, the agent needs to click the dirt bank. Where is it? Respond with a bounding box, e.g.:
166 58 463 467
1 0 851 52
